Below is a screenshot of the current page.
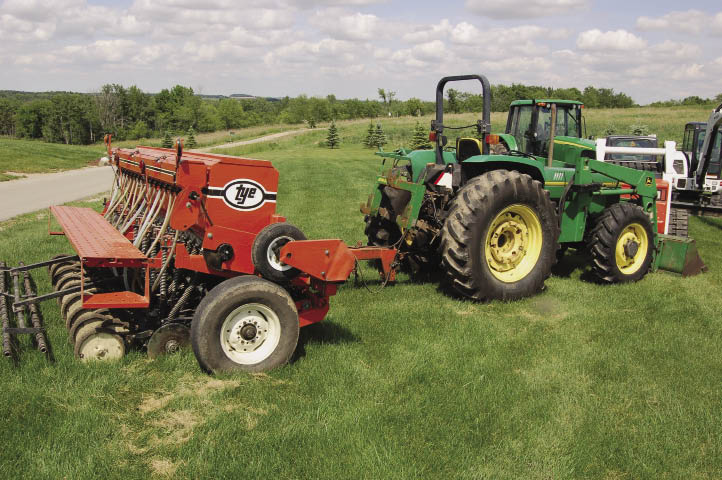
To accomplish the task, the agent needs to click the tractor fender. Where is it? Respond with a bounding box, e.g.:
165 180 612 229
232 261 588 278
497 133 518 152
459 155 545 184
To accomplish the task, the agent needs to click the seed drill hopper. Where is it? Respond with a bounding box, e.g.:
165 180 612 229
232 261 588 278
0 138 395 372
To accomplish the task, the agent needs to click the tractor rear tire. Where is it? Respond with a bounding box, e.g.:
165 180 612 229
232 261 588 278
589 203 654 283
191 276 299 374
251 223 306 284
668 207 689 237
440 170 559 301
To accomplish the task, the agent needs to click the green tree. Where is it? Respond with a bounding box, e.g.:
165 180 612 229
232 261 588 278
128 120 151 140
410 121 431 150
326 120 340 148
0 98 18 136
405 97 423 117
216 98 244 129
363 122 375 148
373 123 387 149
447 88 460 113
186 126 197 148
162 130 173 148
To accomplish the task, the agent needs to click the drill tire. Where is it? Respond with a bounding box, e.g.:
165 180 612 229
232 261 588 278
251 223 306 284
192 275 299 374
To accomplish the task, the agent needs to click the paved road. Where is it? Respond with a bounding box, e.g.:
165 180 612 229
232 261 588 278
0 166 114 221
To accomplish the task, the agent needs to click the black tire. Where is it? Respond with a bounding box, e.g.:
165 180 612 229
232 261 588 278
251 223 306 283
668 207 688 237
440 170 559 301
607 160 662 174
191 275 299 374
589 203 654 283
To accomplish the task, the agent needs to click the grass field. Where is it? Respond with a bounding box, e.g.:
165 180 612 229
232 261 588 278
2 111 722 478
0 138 105 178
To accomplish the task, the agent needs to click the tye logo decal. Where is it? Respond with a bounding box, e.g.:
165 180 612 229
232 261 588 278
221 179 271 211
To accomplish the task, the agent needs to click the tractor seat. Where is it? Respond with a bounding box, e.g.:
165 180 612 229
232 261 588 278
457 138 483 162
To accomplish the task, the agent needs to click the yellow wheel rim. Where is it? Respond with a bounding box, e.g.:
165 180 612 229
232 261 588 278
615 223 649 275
484 204 543 283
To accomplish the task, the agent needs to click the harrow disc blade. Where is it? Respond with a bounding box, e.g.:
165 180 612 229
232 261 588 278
147 323 190 359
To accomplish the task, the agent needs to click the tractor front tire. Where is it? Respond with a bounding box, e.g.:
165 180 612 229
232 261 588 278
440 170 559 301
191 276 299 374
589 203 654 283
251 222 306 284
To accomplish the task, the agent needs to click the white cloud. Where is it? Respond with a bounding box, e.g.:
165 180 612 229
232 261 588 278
402 19 452 44
576 29 647 51
465 0 589 19
636 10 722 35
291 0 386 6
309 9 386 41
0 0 718 105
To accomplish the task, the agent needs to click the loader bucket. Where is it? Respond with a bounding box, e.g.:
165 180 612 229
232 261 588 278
654 234 707 277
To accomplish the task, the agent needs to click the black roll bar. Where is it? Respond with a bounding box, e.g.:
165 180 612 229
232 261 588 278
431 74 492 164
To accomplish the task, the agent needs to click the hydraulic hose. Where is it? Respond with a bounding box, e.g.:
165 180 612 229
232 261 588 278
114 178 140 228
145 194 175 256
134 190 165 248
120 198 147 235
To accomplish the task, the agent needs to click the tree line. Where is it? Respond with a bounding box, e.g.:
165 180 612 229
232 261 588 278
0 82 680 146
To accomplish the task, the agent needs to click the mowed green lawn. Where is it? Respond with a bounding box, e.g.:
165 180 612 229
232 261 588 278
0 138 106 179
1 119 722 479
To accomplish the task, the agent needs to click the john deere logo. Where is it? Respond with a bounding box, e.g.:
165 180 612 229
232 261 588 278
645 177 653 186
222 179 267 211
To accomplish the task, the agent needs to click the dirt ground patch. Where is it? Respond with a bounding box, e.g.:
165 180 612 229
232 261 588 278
150 458 182 477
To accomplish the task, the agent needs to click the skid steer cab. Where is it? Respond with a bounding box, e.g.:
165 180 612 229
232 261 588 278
1 138 396 373
361 74 706 303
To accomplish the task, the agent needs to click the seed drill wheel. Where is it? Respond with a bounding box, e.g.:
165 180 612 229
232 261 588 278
69 312 113 345
61 288 96 319
191 276 299 373
48 254 76 278
440 170 559 301
589 203 654 283
74 315 125 362
52 264 80 289
147 324 191 359
251 223 306 283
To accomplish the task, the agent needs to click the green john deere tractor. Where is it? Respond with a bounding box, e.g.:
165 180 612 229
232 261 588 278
361 74 704 301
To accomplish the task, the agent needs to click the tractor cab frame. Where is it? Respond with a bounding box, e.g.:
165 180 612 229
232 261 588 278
505 99 583 157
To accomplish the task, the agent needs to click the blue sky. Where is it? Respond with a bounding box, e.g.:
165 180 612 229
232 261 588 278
0 0 720 104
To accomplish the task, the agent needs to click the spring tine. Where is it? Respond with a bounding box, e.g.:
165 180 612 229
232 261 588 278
1 262 12 358
21 264 48 354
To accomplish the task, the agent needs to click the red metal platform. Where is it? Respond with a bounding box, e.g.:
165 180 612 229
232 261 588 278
50 206 150 308
50 206 147 268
